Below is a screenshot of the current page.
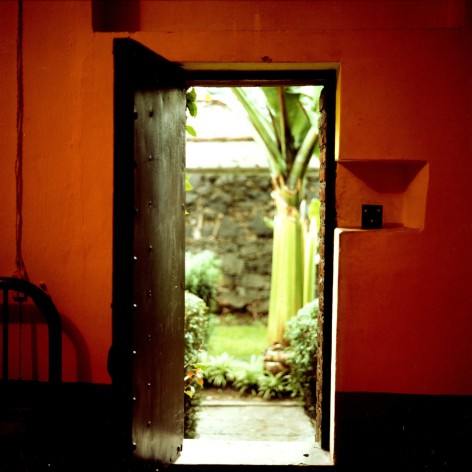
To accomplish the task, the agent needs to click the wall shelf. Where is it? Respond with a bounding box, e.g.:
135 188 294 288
336 159 429 230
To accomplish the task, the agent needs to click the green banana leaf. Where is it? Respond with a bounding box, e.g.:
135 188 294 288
231 85 323 345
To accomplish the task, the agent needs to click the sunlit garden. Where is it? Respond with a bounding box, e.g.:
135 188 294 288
183 86 321 438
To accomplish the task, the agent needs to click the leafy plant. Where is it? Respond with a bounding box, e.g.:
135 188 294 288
186 87 198 137
184 291 215 364
183 291 215 438
231 86 323 345
184 364 205 398
200 349 301 400
201 352 237 389
233 355 264 396
284 298 319 419
185 173 193 192
257 371 291 400
185 250 222 312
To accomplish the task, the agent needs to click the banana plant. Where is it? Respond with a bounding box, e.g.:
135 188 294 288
232 86 322 345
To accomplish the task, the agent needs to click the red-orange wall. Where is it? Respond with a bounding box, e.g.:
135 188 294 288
0 1 471 394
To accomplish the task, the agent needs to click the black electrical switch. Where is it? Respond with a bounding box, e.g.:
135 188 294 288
362 204 383 229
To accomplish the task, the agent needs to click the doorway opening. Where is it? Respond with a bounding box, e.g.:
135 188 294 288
112 39 336 468
178 74 336 466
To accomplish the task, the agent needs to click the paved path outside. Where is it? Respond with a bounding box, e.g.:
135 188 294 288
176 389 332 466
196 389 317 441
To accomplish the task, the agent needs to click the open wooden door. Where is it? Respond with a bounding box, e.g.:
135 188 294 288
111 38 186 467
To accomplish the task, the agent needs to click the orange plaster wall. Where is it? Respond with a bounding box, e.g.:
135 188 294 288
0 0 115 383
332 26 472 394
0 1 471 394
20 4 114 383
0 2 18 274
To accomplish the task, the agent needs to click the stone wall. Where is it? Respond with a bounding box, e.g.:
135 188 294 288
185 169 319 316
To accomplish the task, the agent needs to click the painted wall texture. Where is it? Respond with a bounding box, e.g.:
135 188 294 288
0 0 471 401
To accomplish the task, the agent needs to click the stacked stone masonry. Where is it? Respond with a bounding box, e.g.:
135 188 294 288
185 169 319 316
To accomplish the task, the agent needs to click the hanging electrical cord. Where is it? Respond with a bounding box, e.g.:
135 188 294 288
13 0 28 282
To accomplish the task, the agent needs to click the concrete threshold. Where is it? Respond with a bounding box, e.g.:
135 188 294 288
176 439 333 466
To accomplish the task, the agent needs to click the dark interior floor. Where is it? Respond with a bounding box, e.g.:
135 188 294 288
0 382 120 471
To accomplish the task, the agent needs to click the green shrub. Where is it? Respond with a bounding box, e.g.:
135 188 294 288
257 371 292 400
200 352 296 400
184 291 215 438
284 298 319 420
200 352 237 389
184 291 216 365
185 250 222 312
233 355 264 396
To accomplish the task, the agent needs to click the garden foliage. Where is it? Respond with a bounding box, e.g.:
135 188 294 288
185 250 222 313
196 300 319 406
284 298 319 419
183 249 221 437
231 86 322 345
183 291 215 438
200 352 293 399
